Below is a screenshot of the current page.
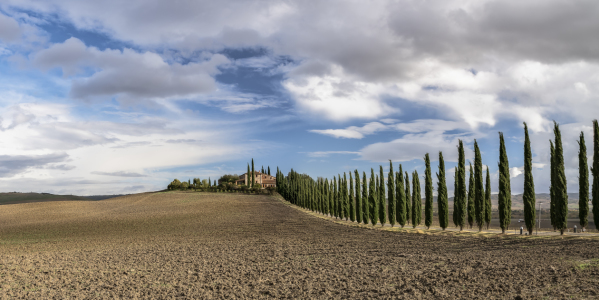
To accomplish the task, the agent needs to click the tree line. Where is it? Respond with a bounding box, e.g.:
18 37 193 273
277 120 599 235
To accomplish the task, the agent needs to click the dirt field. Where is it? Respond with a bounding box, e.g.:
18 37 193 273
1 192 598 299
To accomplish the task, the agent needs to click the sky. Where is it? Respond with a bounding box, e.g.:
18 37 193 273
0 0 598 196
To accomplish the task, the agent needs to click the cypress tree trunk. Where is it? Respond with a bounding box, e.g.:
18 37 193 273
405 171 411 226
388 161 396 227
355 170 362 224
593 120 599 231
474 140 484 232
379 166 386 226
437 151 448 230
553 121 568 235
397 166 406 227
369 169 377 226
424 153 434 229
411 171 421 227
523 123 536 234
579 132 589 231
498 132 511 233
468 163 475 229
349 172 355 222
550 141 556 230
362 171 368 224
485 167 492 230
456 140 467 231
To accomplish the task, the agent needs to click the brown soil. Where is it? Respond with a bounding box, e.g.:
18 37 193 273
0 192 598 299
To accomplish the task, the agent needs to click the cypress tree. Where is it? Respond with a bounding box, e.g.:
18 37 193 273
362 171 368 224
593 120 599 230
412 170 421 227
355 170 362 224
329 178 334 217
468 162 475 229
456 140 467 231
424 153 433 229
523 122 536 235
251 159 255 187
397 166 406 227
405 171 411 226
474 140 484 231
388 161 396 227
369 169 377 225
437 151 448 230
379 166 386 226
209 177 211 187
498 132 512 234
333 177 338 218
579 131 589 231
343 172 349 220
268 166 271 175
553 121 568 235
453 167 458 227
349 172 355 222
550 141 556 230
324 179 330 216
262 166 264 174
485 167 492 230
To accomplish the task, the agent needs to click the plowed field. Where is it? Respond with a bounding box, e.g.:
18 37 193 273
1 192 598 299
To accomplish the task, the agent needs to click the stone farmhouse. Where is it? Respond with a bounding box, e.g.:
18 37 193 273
235 171 276 188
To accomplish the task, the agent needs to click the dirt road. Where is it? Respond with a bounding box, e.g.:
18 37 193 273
0 192 598 299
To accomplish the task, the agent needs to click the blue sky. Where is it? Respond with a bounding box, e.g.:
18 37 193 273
0 1 598 195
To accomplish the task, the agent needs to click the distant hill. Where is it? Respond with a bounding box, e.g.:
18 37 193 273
0 192 124 205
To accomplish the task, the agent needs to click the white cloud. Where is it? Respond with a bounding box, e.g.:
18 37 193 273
304 151 360 158
0 13 21 42
310 122 389 139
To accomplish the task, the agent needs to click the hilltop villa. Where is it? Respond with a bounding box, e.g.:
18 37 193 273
235 172 276 188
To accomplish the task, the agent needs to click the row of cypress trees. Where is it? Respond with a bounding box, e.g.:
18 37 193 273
276 120 599 234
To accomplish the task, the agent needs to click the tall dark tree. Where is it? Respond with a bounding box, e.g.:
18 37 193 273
388 161 396 226
455 140 467 231
453 167 458 228
268 166 271 175
343 172 349 220
262 166 265 174
405 171 412 226
379 166 386 226
334 176 338 219
553 121 568 235
209 177 211 187
523 122 536 235
369 169 377 226
349 172 355 222
579 131 589 231
324 179 330 216
251 159 255 187
498 132 512 233
247 164 250 186
362 171 368 224
355 170 362 224
329 178 334 217
485 167 492 229
593 120 599 230
437 151 448 230
412 170 422 227
467 163 475 229
424 153 434 229
397 166 406 227
550 141 556 230
474 140 484 231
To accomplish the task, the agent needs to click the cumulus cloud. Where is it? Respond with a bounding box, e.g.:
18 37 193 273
0 13 21 42
31 37 230 103
0 153 69 177
311 122 389 139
